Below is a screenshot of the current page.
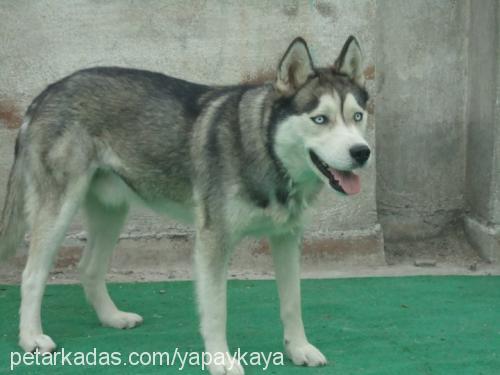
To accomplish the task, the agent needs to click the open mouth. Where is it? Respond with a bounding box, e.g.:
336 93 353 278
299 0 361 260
309 150 361 195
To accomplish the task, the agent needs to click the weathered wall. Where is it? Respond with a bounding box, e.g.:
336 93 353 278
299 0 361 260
3 0 498 271
0 1 384 269
375 0 469 240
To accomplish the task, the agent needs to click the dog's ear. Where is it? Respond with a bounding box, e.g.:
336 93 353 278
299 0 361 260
334 36 365 86
275 37 315 95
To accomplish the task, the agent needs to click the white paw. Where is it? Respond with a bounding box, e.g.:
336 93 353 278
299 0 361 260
19 333 57 353
100 311 143 329
208 354 244 375
286 341 327 367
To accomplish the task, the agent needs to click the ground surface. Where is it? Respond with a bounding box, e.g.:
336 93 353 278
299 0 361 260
1 276 499 374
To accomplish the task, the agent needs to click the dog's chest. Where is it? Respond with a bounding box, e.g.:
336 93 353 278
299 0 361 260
226 193 306 238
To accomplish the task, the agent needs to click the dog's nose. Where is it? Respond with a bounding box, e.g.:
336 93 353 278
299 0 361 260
350 144 371 165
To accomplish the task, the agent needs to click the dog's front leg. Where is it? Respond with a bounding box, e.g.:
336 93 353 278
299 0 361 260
194 227 244 375
269 232 327 367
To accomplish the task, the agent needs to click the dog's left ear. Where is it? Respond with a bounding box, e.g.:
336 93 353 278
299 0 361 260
275 37 315 95
334 36 365 86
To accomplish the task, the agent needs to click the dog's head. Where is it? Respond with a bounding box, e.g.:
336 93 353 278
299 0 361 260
272 36 370 195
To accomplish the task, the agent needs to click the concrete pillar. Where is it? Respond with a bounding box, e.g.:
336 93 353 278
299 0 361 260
375 0 468 241
464 0 500 262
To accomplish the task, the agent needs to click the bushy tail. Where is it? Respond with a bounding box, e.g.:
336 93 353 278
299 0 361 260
0 138 27 260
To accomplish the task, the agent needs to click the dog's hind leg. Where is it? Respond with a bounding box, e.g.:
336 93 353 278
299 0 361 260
78 191 142 329
19 175 90 353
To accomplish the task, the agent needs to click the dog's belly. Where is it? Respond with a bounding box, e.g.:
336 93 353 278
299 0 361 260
144 199 194 223
89 169 195 224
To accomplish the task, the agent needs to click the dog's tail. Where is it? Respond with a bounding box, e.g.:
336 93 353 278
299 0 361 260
0 134 27 260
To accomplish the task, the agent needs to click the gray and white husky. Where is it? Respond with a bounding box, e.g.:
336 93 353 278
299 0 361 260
0 36 370 374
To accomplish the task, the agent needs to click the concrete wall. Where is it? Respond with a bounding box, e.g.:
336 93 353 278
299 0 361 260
0 0 384 270
375 0 469 241
375 0 500 261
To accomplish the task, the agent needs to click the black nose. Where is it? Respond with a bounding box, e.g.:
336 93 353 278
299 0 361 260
350 144 371 165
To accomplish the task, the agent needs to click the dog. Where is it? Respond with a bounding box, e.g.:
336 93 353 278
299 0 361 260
0 36 370 374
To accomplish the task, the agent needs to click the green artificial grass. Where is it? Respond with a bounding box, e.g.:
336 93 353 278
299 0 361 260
0 276 499 374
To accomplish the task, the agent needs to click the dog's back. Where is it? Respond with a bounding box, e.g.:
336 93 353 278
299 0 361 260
24 68 214 204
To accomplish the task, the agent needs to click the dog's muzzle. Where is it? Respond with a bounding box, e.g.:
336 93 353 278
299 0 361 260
309 150 361 195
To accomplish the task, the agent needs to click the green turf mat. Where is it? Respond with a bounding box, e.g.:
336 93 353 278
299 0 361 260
0 276 499 374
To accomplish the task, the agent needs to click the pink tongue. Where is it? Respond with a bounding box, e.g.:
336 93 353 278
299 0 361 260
331 170 361 195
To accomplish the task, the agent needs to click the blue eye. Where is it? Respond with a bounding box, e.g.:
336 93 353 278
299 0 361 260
311 115 328 125
353 112 363 122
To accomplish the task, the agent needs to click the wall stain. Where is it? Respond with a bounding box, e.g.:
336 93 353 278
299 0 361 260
252 237 380 256
367 101 375 115
0 100 23 129
314 0 337 20
241 69 274 85
364 65 375 81
283 1 299 18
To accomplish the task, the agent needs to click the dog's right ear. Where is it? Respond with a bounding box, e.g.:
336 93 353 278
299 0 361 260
275 37 315 95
